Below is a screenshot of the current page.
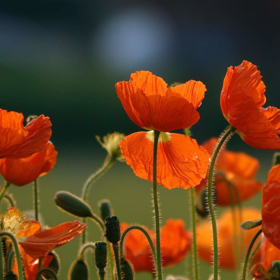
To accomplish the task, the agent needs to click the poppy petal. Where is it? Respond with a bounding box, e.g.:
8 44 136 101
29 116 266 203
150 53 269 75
15 220 41 238
261 106 280 134
20 221 86 258
119 132 209 189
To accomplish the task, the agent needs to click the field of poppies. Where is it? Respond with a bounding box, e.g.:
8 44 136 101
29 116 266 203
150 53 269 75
0 60 280 280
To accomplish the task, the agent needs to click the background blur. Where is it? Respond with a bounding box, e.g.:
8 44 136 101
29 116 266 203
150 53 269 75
1 0 280 279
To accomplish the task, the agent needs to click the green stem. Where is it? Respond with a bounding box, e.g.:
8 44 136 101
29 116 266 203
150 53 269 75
0 238 3 280
113 244 122 280
81 156 116 244
90 214 105 231
120 226 157 265
242 228 262 280
36 268 58 280
207 125 236 280
189 188 199 280
7 250 14 273
78 242 96 260
107 241 114 280
152 130 162 280
0 232 25 280
33 180 39 221
3 195 15 207
0 182 10 204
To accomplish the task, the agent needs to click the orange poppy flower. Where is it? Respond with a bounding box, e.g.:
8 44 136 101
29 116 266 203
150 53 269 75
220 60 280 150
121 219 192 273
251 237 280 280
196 208 261 269
262 164 280 249
0 110 52 159
1 208 85 278
0 142 57 186
196 138 262 206
116 71 209 189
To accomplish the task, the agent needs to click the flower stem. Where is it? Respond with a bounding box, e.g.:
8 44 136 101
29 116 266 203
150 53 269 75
242 228 262 280
152 130 162 280
0 238 3 280
189 187 199 280
3 195 15 207
207 125 235 280
78 242 96 260
7 250 14 273
107 241 114 280
113 244 122 280
0 182 10 204
89 214 105 231
0 232 24 280
120 225 157 264
33 180 39 221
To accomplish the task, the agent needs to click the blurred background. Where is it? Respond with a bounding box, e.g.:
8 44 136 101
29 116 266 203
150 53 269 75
1 0 280 279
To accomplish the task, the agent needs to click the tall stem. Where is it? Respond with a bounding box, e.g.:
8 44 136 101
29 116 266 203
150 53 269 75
113 244 122 280
152 130 162 280
242 228 262 280
33 180 39 221
189 188 199 280
0 182 10 204
207 125 235 280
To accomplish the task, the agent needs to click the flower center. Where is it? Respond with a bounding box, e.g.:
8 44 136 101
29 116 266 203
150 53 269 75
146 131 171 143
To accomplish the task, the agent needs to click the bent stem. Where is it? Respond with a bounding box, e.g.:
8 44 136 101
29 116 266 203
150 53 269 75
120 226 157 265
78 242 96 260
207 125 235 280
0 182 10 204
152 130 162 280
189 187 199 280
33 180 39 221
242 228 262 280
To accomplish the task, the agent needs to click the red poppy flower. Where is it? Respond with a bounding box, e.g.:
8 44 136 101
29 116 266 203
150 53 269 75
0 142 57 186
121 219 192 273
220 60 280 149
196 208 261 269
116 71 209 189
262 164 280 249
196 138 262 205
251 237 280 280
0 110 52 159
1 208 85 279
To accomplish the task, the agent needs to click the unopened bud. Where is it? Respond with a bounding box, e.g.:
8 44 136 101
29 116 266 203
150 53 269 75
54 191 93 218
105 216 120 244
95 242 107 270
48 251 60 275
121 258 134 280
99 200 112 221
69 259 89 280
273 153 280 166
4 272 18 280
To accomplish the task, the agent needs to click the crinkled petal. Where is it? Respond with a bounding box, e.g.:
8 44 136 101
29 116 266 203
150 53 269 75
261 106 280 134
170 80 206 109
119 132 209 189
15 220 41 238
20 221 86 258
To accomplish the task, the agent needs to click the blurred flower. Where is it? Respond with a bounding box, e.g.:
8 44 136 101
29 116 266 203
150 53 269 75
0 110 52 158
96 132 125 161
262 164 280 249
251 237 280 279
220 60 280 149
1 208 85 279
121 219 192 273
0 142 57 186
196 138 262 206
116 71 209 189
196 208 261 269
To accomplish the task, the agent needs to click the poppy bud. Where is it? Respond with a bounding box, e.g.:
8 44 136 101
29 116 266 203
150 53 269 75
48 251 60 275
4 272 18 280
95 242 107 270
272 152 280 166
54 191 93 218
98 200 112 221
105 216 120 244
69 259 89 280
196 188 216 218
120 258 134 280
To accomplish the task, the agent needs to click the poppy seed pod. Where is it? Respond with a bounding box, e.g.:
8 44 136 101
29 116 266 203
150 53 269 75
95 242 107 270
54 191 93 218
69 259 89 280
98 199 112 221
120 258 134 280
105 216 120 244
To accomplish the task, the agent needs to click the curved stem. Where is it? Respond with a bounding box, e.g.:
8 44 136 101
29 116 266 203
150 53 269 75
0 182 10 204
189 188 199 280
207 125 236 280
120 226 157 264
113 244 122 280
242 228 262 280
78 242 96 260
3 195 15 207
152 130 162 280
89 214 105 231
81 156 116 244
36 268 58 280
7 250 14 273
33 180 39 221
0 232 24 280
